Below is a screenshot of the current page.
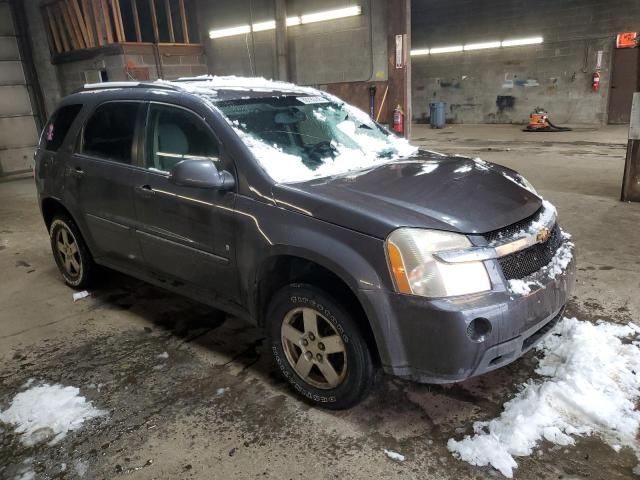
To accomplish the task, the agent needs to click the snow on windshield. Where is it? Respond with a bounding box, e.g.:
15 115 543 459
216 92 417 184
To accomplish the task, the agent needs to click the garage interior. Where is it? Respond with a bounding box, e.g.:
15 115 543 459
1 0 640 479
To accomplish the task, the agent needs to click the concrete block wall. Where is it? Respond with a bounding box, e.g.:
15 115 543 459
55 51 207 96
411 0 640 124
197 0 387 85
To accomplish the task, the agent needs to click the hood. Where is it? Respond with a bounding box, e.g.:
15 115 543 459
272 150 542 239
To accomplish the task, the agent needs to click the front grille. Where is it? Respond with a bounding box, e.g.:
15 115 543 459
483 208 542 244
497 223 563 280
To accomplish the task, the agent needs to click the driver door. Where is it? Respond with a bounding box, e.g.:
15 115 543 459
133 102 239 303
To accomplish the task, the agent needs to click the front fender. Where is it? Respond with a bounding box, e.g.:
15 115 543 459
234 195 397 365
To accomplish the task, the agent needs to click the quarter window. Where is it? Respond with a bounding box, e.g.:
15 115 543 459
145 104 220 172
41 104 82 152
82 102 140 164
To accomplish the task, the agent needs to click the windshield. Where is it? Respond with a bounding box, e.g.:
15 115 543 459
216 95 417 183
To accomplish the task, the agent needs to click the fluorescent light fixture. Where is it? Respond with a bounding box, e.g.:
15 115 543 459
464 41 501 51
251 20 276 32
413 36 544 57
210 5 362 39
429 45 463 54
209 24 250 39
502 36 543 47
300 6 362 24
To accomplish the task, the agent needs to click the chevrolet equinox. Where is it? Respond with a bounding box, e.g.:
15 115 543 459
35 77 576 409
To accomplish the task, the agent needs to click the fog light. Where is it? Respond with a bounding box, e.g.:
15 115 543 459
467 317 492 342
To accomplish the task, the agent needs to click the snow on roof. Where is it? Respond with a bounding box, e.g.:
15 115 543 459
167 75 317 94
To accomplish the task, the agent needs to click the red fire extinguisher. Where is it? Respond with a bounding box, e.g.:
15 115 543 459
393 104 404 134
592 72 600 93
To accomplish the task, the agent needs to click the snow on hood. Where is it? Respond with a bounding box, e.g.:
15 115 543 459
0 383 106 446
447 317 640 478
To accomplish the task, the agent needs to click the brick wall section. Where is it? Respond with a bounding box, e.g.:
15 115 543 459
56 52 208 95
411 0 640 124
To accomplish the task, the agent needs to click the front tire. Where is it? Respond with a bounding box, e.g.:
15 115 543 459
49 215 94 289
267 284 376 409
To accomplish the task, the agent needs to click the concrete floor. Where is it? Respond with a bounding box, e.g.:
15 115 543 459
1 124 639 479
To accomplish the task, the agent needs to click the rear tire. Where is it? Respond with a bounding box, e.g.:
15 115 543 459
49 215 94 289
267 284 376 409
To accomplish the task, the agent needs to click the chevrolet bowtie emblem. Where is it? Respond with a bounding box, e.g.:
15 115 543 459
537 227 551 243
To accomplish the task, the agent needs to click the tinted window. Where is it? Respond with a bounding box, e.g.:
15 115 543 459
145 104 220 172
83 102 139 163
41 104 82 152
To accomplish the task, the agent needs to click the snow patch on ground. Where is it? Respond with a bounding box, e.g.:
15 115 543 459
0 383 106 446
447 317 640 478
156 351 169 359
384 449 405 462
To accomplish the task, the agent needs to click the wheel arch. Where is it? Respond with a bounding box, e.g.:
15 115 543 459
253 249 384 366
41 196 74 230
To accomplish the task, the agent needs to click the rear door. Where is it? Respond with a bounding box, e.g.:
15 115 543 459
608 48 640 124
133 102 240 302
67 101 146 269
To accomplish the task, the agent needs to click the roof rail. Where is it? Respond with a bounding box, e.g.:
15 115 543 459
81 81 181 91
171 76 214 82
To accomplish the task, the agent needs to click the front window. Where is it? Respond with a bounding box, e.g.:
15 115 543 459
145 104 220 173
216 95 417 183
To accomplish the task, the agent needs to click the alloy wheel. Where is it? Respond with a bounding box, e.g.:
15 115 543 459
280 307 347 389
55 226 82 278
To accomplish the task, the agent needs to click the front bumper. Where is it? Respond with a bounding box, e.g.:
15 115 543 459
360 241 576 383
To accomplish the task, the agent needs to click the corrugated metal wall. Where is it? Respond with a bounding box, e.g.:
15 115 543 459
0 1 39 178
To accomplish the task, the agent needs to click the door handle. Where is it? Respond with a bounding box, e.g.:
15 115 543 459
135 184 155 198
70 166 84 177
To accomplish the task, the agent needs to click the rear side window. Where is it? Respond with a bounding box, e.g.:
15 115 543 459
41 104 82 152
82 102 140 164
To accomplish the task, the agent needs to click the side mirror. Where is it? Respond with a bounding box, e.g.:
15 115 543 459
169 159 235 190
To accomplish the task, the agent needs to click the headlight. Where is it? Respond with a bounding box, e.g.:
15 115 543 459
517 175 538 195
386 228 491 298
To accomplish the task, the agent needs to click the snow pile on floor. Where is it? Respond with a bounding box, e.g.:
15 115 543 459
0 383 106 446
447 317 640 478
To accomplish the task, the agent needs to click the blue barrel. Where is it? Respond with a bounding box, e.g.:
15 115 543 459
430 102 447 129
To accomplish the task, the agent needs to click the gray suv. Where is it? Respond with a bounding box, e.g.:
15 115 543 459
35 77 576 409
